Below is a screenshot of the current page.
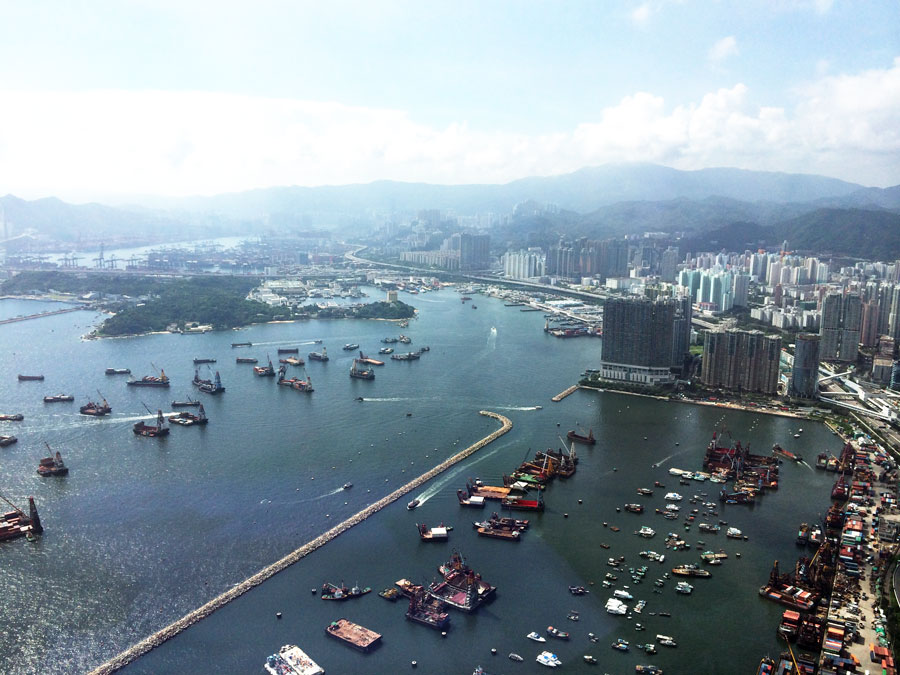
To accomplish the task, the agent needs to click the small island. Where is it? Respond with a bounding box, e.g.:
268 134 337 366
1 272 415 337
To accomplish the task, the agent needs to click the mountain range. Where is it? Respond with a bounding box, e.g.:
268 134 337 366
2 163 899 259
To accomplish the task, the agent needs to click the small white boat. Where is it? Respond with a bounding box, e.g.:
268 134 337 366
638 526 656 538
605 598 628 615
664 492 683 501
676 581 693 594
726 527 743 538
508 653 524 662
526 631 547 642
342 482 352 490
536 651 561 667
614 589 633 600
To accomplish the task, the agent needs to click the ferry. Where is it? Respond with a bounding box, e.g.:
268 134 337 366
264 644 324 675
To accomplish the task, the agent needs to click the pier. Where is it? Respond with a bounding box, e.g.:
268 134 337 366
89 410 512 675
551 384 579 402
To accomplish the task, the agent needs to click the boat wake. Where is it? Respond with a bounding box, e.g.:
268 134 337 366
282 487 348 505
653 447 690 467
251 339 320 347
358 397 409 402
493 405 542 411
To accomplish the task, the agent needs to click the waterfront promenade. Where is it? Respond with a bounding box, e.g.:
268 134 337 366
89 410 512 675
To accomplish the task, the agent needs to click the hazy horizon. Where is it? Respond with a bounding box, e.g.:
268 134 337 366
0 1 897 202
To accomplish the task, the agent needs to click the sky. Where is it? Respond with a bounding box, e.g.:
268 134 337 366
0 0 898 201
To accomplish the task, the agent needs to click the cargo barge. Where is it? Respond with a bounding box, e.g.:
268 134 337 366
325 618 381 652
127 370 170 387
0 496 42 541
264 644 324 675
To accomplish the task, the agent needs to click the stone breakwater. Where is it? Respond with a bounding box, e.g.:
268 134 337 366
90 410 512 675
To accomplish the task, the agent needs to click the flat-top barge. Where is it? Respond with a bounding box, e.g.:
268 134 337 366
266 644 324 675
325 618 381 652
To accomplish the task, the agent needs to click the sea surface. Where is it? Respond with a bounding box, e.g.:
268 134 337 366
0 291 839 674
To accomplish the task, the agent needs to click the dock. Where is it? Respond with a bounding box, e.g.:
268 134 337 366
89 410 512 675
551 385 579 402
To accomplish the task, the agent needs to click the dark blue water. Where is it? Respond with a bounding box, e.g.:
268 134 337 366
0 292 839 674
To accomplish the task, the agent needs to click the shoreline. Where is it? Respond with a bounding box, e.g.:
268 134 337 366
89 410 512 675
579 384 813 420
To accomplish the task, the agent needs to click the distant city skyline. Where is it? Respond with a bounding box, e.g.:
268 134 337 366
0 1 897 200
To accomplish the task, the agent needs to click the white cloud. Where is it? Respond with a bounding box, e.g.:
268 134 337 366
0 58 898 199
631 3 653 24
708 36 739 63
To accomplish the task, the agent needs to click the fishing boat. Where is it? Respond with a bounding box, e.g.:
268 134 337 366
127 369 170 387
37 445 68 476
133 410 170 437
567 427 595 445
568 585 588 595
43 394 74 403
17 375 44 381
105 368 131 375
320 581 371 600
349 359 375 380
0 414 24 422
171 397 201 408
169 404 208 426
379 587 400 601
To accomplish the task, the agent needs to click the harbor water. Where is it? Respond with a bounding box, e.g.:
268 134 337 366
0 291 839 674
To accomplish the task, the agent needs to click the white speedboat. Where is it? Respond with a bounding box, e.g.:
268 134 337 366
536 651 562 667
526 631 547 642
508 653 524 661
664 492 683 501
605 598 628 615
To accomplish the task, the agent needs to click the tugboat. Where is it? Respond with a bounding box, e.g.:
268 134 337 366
37 444 68 476
308 347 329 362
133 410 170 437
43 394 74 403
319 581 371 600
567 427 596 445
80 394 112 417
349 358 375 380
126 368 170 387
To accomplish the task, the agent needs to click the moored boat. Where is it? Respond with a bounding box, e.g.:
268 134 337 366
235 357 258 364
17 374 44 381
171 397 201 408
418 523 449 541
536 651 561 667
0 435 18 446
127 369 170 387
79 396 112 417
320 581 371 600
567 428 595 445
0 414 24 422
193 358 216 364
325 618 381 652
308 347 329 362
270 644 324 675
105 368 131 375
43 394 74 403
37 446 68 476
